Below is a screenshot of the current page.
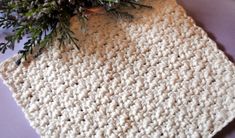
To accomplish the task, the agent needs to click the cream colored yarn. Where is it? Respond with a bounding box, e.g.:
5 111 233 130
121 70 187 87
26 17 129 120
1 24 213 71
1 0 235 137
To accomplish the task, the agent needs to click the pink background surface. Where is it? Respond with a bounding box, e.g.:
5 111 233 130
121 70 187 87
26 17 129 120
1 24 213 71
0 0 235 137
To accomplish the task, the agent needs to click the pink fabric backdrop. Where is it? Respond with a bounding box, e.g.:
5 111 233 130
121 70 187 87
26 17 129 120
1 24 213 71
0 1 234 137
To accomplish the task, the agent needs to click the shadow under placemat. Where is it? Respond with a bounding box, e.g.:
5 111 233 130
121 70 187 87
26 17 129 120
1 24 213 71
213 118 235 138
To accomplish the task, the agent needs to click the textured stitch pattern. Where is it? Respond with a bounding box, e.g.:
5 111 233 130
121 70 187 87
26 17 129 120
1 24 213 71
0 0 235 137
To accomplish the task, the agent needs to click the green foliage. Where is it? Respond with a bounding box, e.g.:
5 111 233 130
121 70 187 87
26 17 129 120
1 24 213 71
0 0 152 65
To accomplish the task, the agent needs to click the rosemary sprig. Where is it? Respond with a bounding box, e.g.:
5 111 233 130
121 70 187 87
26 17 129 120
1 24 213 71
0 0 152 65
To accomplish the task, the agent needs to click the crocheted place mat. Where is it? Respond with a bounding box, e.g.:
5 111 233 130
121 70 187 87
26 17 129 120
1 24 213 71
1 0 235 137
